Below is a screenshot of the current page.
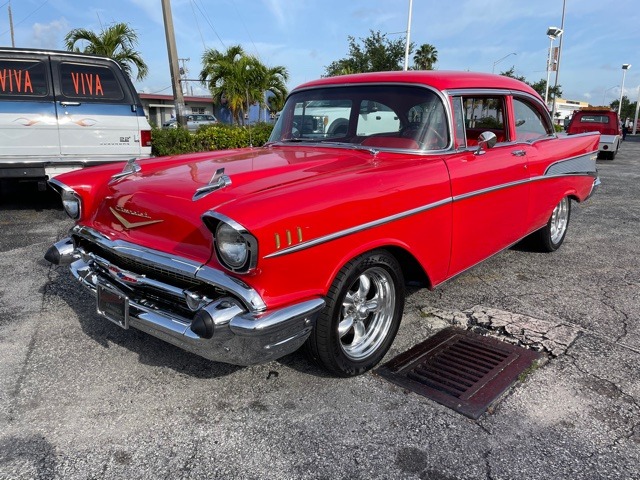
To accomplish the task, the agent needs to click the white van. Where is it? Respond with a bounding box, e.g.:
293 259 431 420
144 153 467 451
0 48 152 179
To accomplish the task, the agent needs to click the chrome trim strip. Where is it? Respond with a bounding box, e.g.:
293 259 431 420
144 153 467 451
265 151 599 259
544 151 598 176
71 225 266 312
264 197 453 258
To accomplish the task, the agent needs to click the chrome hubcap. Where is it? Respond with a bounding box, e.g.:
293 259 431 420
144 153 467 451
550 197 569 244
338 267 395 360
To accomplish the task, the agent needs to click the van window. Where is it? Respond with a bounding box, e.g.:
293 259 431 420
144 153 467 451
59 62 124 101
0 59 48 97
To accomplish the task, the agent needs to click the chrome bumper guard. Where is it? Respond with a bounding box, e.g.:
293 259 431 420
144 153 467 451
585 176 601 201
48 230 325 366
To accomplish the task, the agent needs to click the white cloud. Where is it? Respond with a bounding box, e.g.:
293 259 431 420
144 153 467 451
30 19 70 50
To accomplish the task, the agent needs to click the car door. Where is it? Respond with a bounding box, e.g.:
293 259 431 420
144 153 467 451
51 56 144 159
0 52 59 165
445 94 529 276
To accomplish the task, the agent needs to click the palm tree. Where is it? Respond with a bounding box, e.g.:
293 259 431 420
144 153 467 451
200 45 288 125
413 43 438 71
64 22 148 81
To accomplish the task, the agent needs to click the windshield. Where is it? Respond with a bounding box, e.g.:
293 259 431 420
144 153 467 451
269 85 449 151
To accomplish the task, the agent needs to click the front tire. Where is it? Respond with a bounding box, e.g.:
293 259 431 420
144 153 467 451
532 196 571 252
306 250 404 377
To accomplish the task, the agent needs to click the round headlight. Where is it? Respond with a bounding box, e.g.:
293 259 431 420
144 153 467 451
216 222 249 269
61 190 81 219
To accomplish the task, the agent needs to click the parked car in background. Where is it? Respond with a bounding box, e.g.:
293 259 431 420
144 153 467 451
45 71 600 377
0 47 151 180
566 107 620 159
162 114 218 132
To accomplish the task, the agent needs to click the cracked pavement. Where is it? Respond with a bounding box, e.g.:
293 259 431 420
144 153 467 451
1 137 639 479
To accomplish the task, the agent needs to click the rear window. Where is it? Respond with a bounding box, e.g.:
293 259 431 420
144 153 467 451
59 62 124 101
0 59 48 98
579 115 610 124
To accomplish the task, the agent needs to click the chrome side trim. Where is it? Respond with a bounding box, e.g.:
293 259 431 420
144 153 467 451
265 151 599 259
264 197 453 258
544 151 598 176
71 225 267 312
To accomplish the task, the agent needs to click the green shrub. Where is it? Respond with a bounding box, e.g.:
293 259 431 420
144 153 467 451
151 123 275 157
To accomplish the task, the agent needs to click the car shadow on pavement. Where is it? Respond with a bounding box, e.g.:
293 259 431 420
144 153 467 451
0 180 62 211
42 262 245 379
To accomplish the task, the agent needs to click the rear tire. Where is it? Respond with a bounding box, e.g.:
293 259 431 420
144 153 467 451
305 250 404 377
532 196 571 252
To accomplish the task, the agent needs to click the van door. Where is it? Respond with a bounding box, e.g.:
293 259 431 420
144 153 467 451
0 53 59 175
50 56 147 164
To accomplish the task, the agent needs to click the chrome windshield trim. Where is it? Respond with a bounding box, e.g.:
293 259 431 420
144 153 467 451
264 197 452 259
71 225 266 312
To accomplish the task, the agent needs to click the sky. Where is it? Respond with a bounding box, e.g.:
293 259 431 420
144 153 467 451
1 0 639 106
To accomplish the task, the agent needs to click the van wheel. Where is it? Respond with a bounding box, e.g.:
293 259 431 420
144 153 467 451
532 196 571 252
305 250 404 377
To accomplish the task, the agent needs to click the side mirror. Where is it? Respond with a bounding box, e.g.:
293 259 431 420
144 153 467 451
475 131 497 155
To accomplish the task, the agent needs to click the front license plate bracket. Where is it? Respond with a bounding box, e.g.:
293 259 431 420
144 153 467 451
97 283 130 329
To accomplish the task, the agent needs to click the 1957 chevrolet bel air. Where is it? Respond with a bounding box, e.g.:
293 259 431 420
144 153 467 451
45 71 600 376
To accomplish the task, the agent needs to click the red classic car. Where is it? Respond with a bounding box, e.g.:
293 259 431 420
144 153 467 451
45 71 600 376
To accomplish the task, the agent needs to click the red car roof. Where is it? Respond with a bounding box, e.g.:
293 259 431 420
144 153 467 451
295 71 541 100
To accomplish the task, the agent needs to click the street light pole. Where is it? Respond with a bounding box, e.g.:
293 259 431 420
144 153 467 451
618 64 631 118
633 86 640 135
544 27 563 105
602 85 619 105
492 52 517 74
551 0 567 122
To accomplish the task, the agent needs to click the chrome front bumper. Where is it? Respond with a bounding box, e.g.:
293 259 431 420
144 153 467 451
47 231 325 366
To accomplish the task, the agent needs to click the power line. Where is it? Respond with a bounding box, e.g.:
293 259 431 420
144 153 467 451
0 0 49 37
188 0 207 51
192 0 225 50
230 0 261 60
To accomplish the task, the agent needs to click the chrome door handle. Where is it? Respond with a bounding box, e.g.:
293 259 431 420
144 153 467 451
60 101 81 107
511 149 527 157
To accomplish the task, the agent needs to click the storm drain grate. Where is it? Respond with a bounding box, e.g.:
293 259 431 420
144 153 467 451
376 328 542 419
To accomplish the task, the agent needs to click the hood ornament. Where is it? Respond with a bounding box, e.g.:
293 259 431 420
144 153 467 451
193 168 232 201
109 158 141 184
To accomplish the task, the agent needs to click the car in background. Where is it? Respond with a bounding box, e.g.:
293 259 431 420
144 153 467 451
0 47 152 180
566 107 620 159
162 114 218 132
45 71 600 377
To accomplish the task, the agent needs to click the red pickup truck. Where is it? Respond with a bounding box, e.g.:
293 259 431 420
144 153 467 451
566 107 621 159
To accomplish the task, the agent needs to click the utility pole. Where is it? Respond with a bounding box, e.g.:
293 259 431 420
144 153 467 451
161 0 186 127
178 58 190 95
8 2 15 47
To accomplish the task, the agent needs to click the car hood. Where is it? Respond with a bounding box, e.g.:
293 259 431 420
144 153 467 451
86 145 380 262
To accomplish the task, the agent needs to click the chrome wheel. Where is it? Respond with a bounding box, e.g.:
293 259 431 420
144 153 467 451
305 250 404 376
338 267 396 361
550 197 570 245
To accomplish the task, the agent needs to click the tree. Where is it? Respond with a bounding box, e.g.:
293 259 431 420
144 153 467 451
500 68 562 100
529 79 562 100
199 45 288 125
324 30 410 76
610 96 636 121
412 43 438 70
64 22 148 81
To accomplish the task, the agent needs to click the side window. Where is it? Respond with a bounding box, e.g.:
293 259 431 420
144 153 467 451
0 59 49 98
462 96 507 145
451 96 466 148
513 98 553 141
59 62 124 101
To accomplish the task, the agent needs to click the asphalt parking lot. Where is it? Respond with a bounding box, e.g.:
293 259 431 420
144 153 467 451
1 138 639 479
